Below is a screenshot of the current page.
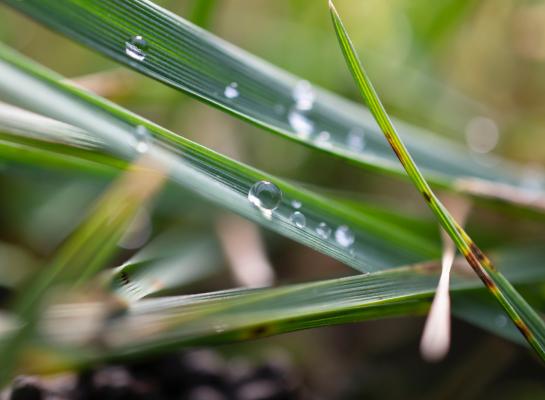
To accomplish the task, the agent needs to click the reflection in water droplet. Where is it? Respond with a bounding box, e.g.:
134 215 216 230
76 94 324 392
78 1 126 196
134 125 151 153
248 181 282 218
347 128 366 152
125 35 148 61
291 200 302 209
224 82 239 99
288 109 314 138
465 116 499 154
290 211 306 228
292 80 315 111
316 222 332 239
335 225 355 247
315 131 331 147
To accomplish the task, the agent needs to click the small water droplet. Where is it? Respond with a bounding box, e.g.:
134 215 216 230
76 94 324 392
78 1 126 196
134 125 151 153
224 82 239 99
335 225 355 247
315 131 331 147
347 128 366 152
291 199 302 209
316 222 332 239
125 35 148 61
248 181 283 217
290 211 306 228
288 109 314 138
293 80 315 111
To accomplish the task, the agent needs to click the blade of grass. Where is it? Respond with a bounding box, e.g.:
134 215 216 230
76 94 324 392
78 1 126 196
4 0 545 211
329 0 545 360
10 245 545 373
0 43 439 273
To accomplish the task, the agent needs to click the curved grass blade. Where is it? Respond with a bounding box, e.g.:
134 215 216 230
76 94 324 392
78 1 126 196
329 0 545 360
0 44 439 273
11 245 545 373
4 0 545 210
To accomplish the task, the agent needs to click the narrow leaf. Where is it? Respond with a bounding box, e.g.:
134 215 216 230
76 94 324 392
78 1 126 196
329 0 545 360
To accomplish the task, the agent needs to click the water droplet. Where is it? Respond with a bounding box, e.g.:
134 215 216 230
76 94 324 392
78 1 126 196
316 222 331 239
292 80 315 111
315 131 331 147
290 211 306 228
288 109 313 138
224 82 239 99
125 35 148 61
347 128 366 151
248 181 282 216
465 116 499 154
335 225 355 247
291 199 302 209
134 125 151 153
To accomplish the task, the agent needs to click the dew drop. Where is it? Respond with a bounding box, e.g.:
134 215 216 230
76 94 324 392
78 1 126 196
335 225 355 247
347 128 366 152
248 181 282 216
125 35 148 61
290 211 306 228
292 80 315 111
316 222 332 239
291 199 302 209
315 131 331 147
224 82 239 99
288 109 314 138
134 125 151 153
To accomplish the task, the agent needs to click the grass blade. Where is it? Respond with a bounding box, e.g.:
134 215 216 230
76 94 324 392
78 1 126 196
0 43 440 274
329 0 545 360
9 245 545 373
4 0 544 210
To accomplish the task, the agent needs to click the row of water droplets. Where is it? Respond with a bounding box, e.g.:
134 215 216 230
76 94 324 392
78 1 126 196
124 34 365 153
247 180 355 250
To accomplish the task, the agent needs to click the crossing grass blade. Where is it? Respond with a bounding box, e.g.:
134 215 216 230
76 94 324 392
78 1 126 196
329 0 545 361
4 0 545 211
6 245 544 374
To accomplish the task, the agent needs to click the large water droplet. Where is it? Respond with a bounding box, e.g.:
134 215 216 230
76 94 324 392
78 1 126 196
292 80 315 111
290 211 306 228
347 128 366 152
125 35 148 61
288 109 313 138
316 222 332 239
224 82 239 99
335 225 355 247
248 181 282 216
134 125 151 153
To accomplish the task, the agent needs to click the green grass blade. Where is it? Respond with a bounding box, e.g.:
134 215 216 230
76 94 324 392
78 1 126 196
329 0 545 360
9 245 545 373
0 43 441 273
3 0 544 210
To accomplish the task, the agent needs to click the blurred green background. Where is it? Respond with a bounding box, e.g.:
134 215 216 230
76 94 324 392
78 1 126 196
1 0 545 398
